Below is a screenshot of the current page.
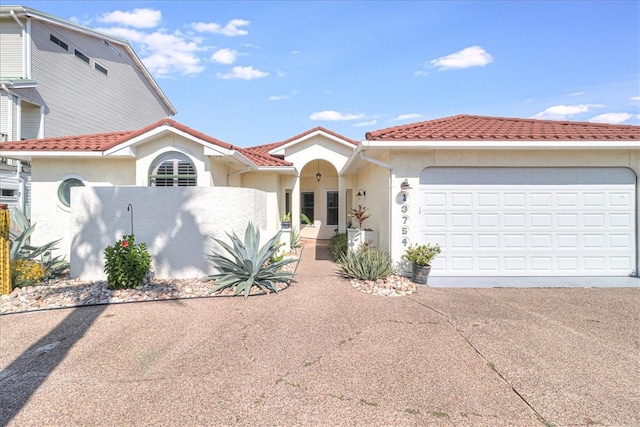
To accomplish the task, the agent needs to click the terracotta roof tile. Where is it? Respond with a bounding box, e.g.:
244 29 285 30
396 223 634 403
0 130 134 152
365 114 640 141
247 126 359 154
237 148 292 167
0 119 235 153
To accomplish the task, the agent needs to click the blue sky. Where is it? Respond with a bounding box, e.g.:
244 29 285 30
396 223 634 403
26 0 640 147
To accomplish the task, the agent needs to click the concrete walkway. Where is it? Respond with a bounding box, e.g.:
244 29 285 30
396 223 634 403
1 239 639 426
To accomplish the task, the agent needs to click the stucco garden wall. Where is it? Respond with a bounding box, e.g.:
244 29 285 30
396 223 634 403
70 186 275 280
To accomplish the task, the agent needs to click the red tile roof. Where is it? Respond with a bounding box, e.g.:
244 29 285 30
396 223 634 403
0 119 293 168
0 130 134 152
237 148 292 167
246 126 359 156
0 119 236 153
365 115 640 141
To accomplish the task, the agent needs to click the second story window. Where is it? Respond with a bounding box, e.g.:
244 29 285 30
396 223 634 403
74 49 90 64
50 34 68 51
94 62 108 76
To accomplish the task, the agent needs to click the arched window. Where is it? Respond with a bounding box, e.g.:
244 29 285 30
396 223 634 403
149 152 197 187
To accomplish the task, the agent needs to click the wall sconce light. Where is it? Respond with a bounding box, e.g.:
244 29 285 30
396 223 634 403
356 188 366 197
400 179 412 194
315 160 322 182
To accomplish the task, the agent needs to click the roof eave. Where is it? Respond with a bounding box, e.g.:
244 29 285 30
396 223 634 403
362 139 640 149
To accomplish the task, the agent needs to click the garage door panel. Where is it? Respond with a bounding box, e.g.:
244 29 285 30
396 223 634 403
420 167 636 276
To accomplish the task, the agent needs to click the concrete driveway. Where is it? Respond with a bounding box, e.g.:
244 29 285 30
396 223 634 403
1 241 639 426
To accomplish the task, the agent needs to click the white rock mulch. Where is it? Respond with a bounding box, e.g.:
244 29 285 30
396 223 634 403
0 257 298 315
350 274 418 297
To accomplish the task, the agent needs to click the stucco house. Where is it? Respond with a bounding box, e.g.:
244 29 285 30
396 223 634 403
0 5 175 213
1 114 638 284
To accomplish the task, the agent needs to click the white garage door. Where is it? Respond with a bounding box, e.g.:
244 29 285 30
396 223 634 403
420 167 637 276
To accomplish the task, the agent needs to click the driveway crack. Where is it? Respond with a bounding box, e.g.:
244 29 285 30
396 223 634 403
407 296 549 426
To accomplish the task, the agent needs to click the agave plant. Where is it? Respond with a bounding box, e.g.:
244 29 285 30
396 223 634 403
205 222 296 298
9 208 69 284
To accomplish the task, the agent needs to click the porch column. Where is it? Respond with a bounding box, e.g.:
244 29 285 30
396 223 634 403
292 173 301 231
338 175 347 233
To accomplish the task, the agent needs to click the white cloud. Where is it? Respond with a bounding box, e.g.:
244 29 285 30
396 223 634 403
588 112 634 124
353 119 378 127
414 70 429 77
309 110 366 121
192 19 250 36
569 91 584 97
211 48 238 64
96 27 204 77
268 90 298 101
429 46 493 70
393 113 421 121
630 96 640 103
291 50 300 55
98 8 161 29
532 104 604 120
216 66 268 80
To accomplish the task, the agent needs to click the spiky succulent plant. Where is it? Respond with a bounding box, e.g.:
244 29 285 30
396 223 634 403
205 222 296 298
336 247 393 281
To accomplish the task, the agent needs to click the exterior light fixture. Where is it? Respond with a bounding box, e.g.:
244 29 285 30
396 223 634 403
400 179 412 194
316 160 322 182
356 188 366 197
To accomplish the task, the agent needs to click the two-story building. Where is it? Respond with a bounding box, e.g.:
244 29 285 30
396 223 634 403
0 5 175 214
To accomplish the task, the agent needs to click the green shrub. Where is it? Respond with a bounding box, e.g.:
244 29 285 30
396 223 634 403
205 222 296 298
328 232 347 261
103 234 151 289
403 243 441 267
336 247 393 281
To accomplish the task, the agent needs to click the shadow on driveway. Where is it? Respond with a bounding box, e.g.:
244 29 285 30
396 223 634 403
0 304 106 425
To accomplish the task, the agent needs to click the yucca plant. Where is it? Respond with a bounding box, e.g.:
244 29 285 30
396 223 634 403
336 247 393 281
205 222 297 298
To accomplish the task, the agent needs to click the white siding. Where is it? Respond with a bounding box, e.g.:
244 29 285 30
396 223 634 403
29 20 172 137
0 18 24 78
0 93 9 138
20 100 41 139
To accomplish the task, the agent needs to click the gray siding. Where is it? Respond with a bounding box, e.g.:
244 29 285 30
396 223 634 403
30 19 173 137
0 18 23 78
21 100 41 139
0 93 9 138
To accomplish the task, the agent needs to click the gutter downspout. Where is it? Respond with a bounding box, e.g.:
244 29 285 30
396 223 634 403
9 10 24 28
358 151 394 261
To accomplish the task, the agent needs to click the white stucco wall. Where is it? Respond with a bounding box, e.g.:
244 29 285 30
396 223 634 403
29 157 135 259
385 148 640 274
70 186 277 280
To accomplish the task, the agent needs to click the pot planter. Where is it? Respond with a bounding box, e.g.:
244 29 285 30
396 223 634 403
280 221 291 229
411 264 431 285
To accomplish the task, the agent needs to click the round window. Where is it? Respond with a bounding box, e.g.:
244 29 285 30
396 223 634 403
57 178 85 207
